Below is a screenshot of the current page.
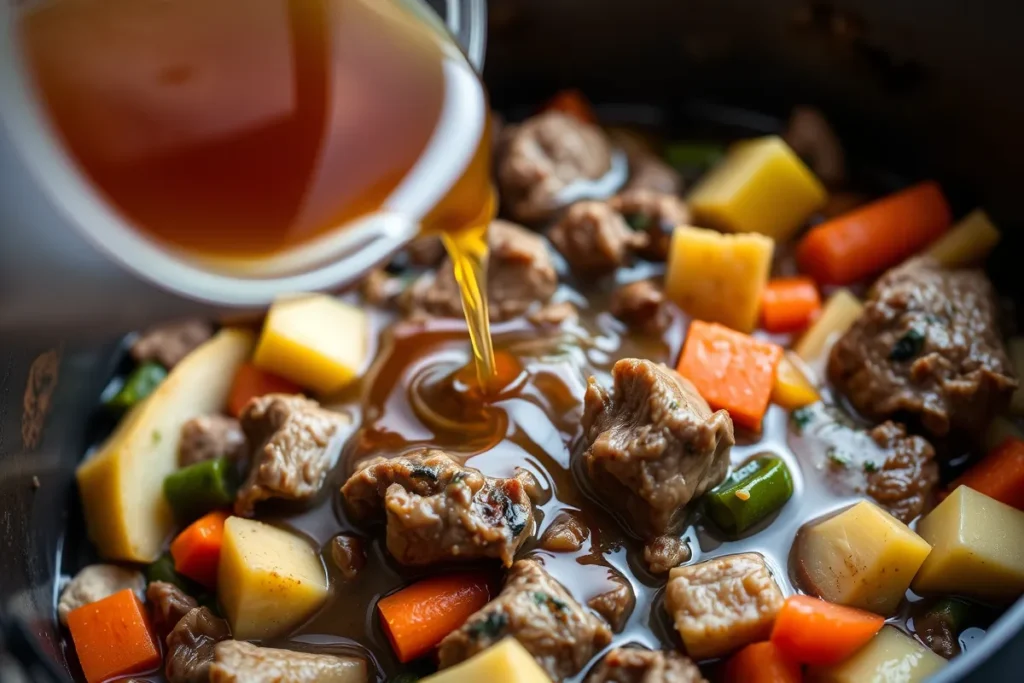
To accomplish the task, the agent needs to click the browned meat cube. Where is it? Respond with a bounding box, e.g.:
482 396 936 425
529 301 580 327
57 564 144 626
131 319 213 369
585 647 706 683
438 559 612 679
609 280 675 336
401 220 558 322
587 573 635 632
209 641 366 683
341 449 536 567
329 534 366 581
611 129 685 198
497 111 614 223
580 359 734 537
664 552 784 659
235 394 351 516
643 535 692 574
539 512 589 552
829 258 1017 436
609 189 690 261
165 607 231 683
146 581 197 643
178 414 247 467
548 201 647 277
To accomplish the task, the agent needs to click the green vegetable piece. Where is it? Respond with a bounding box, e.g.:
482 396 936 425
705 455 794 534
145 552 198 592
890 327 925 361
163 456 237 523
664 141 726 172
105 361 167 411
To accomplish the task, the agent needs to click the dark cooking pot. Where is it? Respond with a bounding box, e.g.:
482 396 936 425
2 0 1024 680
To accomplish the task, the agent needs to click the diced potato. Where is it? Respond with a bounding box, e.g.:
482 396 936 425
423 638 552 683
772 352 820 409
1007 338 1024 416
912 486 1024 602
808 626 946 683
688 136 828 241
76 329 254 563
982 416 1024 453
925 208 1000 268
794 289 863 372
795 500 932 615
253 293 369 394
665 225 775 332
218 516 328 640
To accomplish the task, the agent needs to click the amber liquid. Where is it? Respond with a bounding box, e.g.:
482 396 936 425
21 0 498 381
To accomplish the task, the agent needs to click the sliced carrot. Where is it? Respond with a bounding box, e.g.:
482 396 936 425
170 509 229 588
542 89 598 124
770 594 884 666
677 320 784 431
227 362 302 418
761 277 822 333
378 573 492 663
725 641 802 683
950 437 1024 510
796 181 952 285
66 589 161 683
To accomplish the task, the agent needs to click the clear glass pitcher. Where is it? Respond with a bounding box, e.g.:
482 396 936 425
0 0 486 333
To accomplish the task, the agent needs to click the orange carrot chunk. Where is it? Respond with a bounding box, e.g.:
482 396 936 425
796 181 952 285
542 89 598 124
725 641 803 683
677 320 784 431
227 362 302 418
761 277 822 333
170 509 229 589
66 589 161 683
770 594 884 666
378 573 493 663
950 437 1024 511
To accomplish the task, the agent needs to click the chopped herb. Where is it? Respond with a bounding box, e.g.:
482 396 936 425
791 407 814 430
890 328 925 361
668 400 679 411
467 611 507 639
532 591 568 612
827 447 851 468
863 461 879 473
624 212 652 232
151 430 162 445
500 490 529 537
409 466 438 482
450 471 468 485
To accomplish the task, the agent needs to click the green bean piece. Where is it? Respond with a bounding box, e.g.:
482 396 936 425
705 455 794 533
145 552 197 592
104 361 167 411
663 141 726 173
163 456 237 523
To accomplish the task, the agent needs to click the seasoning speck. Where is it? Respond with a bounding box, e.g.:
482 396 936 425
735 489 751 501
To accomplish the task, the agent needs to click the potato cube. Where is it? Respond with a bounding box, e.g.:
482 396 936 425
423 638 552 683
926 208 1001 269
665 552 784 659
218 516 328 640
688 136 827 241
912 486 1024 602
795 501 931 615
253 293 368 394
808 626 945 683
665 225 774 333
793 289 863 373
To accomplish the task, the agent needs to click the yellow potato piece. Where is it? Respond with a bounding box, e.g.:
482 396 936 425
926 208 1000 268
423 638 552 683
794 289 863 373
796 500 932 615
808 626 946 683
912 486 1024 602
218 516 329 640
665 225 774 333
76 328 254 562
688 136 827 241
253 293 369 394
772 352 820 409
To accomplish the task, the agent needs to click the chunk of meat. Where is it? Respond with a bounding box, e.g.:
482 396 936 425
147 581 198 642
497 111 614 223
783 106 846 188
209 641 366 683
539 512 589 552
131 320 213 370
580 359 734 537
438 559 612 679
529 301 580 327
57 564 145 626
643 535 692 574
405 235 446 267
664 552 784 659
610 280 674 336
587 574 635 632
341 450 535 567
401 220 558 322
828 258 1017 436
586 648 707 683
178 415 247 467
865 421 939 522
549 201 647 277
329 534 366 581
235 394 350 516
609 189 690 261
165 607 231 683
610 129 684 197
